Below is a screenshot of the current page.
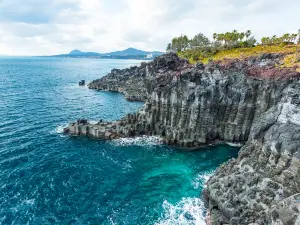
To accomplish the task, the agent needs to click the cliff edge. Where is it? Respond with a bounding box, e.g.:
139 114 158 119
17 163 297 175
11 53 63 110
65 53 300 224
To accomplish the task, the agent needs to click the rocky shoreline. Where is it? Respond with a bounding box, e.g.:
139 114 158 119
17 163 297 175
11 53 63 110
64 53 300 224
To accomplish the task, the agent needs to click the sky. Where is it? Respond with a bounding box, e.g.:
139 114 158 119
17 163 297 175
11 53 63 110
0 0 299 56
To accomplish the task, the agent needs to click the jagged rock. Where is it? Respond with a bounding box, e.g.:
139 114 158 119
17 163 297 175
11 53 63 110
65 53 300 224
88 53 188 101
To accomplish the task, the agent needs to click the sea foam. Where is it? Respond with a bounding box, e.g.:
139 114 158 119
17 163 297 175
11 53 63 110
111 136 163 147
55 124 68 134
155 171 214 225
155 197 206 225
192 171 214 189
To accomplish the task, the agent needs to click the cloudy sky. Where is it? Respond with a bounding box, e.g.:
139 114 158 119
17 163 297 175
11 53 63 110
0 0 299 55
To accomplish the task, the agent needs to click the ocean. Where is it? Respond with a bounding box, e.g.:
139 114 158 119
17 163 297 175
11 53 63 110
0 57 239 225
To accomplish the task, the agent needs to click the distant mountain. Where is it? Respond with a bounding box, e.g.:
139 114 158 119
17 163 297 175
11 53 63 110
51 48 164 60
69 49 84 55
104 47 162 57
67 49 101 57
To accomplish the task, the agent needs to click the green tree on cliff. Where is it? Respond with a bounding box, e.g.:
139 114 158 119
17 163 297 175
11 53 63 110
190 33 211 49
166 43 172 52
261 33 299 46
245 30 251 39
167 35 190 52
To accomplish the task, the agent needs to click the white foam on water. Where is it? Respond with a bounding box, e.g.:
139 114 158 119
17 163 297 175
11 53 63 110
155 197 206 225
55 124 68 134
155 171 214 224
192 171 214 189
226 142 243 147
112 136 163 147
89 120 99 125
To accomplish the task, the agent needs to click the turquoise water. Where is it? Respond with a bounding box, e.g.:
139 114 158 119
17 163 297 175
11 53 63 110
0 57 239 225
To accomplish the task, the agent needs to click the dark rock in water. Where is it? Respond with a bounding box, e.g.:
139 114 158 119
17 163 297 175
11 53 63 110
65 53 300 224
79 80 85 86
184 212 195 221
63 127 70 133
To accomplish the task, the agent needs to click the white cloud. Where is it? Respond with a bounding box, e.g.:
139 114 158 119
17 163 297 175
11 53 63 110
0 0 299 55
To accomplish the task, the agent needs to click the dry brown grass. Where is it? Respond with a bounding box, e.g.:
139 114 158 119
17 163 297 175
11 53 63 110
181 45 300 72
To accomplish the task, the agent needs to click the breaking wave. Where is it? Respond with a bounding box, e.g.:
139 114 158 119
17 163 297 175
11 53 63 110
155 171 214 225
226 142 243 147
192 171 214 189
111 136 163 146
155 197 206 225
55 124 68 134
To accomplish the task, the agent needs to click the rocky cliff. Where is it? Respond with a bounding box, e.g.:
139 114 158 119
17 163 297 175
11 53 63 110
65 53 300 224
205 87 300 224
88 54 186 101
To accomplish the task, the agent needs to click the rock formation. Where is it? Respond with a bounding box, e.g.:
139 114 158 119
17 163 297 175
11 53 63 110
65 53 300 224
204 88 300 224
88 53 186 101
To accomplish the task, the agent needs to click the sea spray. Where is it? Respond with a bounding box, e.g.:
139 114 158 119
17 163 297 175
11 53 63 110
192 171 214 189
111 136 163 147
155 198 206 225
55 124 68 134
155 171 214 225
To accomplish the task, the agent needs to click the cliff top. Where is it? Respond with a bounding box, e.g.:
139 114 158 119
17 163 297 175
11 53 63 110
179 45 300 73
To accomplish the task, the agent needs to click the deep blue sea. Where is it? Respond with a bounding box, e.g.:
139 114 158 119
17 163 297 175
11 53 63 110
0 57 239 225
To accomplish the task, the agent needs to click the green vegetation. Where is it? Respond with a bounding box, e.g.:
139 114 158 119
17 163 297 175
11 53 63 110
198 45 298 63
166 30 257 61
212 30 256 48
282 53 300 72
167 30 300 71
261 33 298 46
166 35 190 52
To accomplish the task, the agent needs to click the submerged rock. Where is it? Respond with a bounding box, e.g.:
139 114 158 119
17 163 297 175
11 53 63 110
65 53 300 224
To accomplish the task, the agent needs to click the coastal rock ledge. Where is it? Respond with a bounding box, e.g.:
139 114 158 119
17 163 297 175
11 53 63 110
64 53 300 224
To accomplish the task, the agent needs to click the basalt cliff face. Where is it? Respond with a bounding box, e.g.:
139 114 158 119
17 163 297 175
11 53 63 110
65 53 300 224
205 93 300 224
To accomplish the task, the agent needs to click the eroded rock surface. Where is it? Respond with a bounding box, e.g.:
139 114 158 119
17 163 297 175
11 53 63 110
65 53 300 224
205 87 300 224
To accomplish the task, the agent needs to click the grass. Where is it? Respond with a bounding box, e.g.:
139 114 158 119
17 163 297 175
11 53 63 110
282 53 300 72
179 45 300 71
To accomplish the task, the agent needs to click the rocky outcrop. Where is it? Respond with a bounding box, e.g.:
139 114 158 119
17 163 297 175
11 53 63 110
88 53 187 101
65 53 300 224
71 53 299 147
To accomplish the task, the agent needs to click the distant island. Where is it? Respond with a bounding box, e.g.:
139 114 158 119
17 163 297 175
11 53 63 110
48 48 164 60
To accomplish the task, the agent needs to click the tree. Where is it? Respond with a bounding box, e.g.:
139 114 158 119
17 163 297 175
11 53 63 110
190 33 210 49
211 30 255 48
292 34 298 43
245 30 251 39
239 32 245 41
261 37 267 46
168 35 190 52
178 35 190 51
245 37 257 47
213 33 217 41
166 43 172 52
282 33 289 43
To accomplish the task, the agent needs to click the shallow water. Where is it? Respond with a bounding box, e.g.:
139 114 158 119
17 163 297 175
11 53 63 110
0 57 239 225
